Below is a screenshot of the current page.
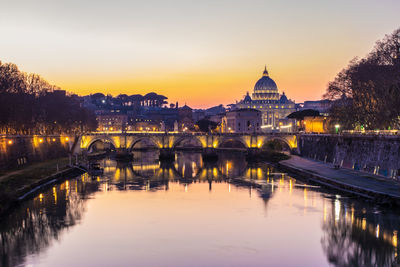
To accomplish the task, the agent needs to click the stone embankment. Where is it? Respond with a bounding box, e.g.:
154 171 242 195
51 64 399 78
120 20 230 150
298 134 400 179
0 164 86 216
0 135 73 170
278 155 400 206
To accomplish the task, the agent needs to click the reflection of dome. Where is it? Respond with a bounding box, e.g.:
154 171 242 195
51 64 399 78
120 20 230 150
254 66 278 92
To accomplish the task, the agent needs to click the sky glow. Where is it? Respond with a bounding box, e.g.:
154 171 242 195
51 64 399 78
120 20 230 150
1 0 399 108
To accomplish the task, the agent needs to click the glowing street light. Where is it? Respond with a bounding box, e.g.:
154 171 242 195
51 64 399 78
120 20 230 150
7 140 13 145
335 124 340 134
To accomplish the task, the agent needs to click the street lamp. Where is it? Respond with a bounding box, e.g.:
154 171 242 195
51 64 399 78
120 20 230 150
335 124 340 134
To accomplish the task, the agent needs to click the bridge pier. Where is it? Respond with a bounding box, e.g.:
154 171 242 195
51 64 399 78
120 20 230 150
115 148 132 161
202 148 218 162
246 148 261 162
159 148 175 161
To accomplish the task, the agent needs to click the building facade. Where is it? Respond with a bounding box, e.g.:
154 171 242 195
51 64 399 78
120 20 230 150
224 108 262 133
234 67 296 131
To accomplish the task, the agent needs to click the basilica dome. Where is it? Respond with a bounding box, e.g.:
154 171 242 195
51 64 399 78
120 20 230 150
254 67 278 92
252 66 280 101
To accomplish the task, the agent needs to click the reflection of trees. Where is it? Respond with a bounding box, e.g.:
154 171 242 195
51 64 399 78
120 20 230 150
321 199 400 266
0 177 100 267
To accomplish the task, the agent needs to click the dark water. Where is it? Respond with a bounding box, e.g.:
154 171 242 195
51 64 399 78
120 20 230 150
1 152 399 267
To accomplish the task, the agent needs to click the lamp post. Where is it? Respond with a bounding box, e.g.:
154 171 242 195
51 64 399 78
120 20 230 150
335 124 340 134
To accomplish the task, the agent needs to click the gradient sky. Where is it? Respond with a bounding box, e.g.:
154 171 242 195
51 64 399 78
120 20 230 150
1 0 399 108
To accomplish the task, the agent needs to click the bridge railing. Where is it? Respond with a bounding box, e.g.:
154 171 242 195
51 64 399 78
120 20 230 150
86 131 297 136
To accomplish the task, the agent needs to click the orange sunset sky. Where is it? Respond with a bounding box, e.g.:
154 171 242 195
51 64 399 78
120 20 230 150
1 0 399 108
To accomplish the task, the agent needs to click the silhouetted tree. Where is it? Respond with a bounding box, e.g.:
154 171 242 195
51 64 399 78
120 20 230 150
324 27 400 130
0 60 97 134
195 119 218 132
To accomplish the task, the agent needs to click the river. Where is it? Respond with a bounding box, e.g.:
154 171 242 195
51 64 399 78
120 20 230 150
1 151 399 267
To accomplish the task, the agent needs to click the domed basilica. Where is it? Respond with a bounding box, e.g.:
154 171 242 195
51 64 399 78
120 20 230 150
234 66 296 131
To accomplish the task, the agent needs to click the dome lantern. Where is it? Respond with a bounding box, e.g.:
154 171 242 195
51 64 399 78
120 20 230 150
263 65 269 77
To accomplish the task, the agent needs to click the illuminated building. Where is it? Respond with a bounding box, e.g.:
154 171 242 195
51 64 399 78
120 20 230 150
234 66 296 131
224 108 262 133
96 113 128 131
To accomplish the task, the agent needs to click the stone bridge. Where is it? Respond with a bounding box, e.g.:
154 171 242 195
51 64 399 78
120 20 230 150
72 132 298 154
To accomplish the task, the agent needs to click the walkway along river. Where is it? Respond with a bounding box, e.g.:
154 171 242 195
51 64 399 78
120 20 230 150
0 151 399 266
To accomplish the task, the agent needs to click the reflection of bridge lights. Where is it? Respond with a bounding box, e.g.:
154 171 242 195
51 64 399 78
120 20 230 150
334 199 340 222
39 193 44 202
376 225 380 238
257 168 263 179
65 137 69 141
304 188 308 208
53 186 57 204
39 138 43 143
52 138 56 142
393 231 398 248
7 140 13 145
226 162 231 176
146 181 150 191
192 162 196 177
362 218 367 230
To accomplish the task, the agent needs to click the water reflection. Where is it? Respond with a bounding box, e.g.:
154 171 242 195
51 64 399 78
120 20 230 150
321 197 400 266
0 174 98 267
0 152 399 267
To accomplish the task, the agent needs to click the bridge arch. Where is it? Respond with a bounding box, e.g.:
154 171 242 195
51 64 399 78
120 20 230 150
87 136 117 152
172 135 203 149
129 137 160 150
262 136 297 151
218 136 248 149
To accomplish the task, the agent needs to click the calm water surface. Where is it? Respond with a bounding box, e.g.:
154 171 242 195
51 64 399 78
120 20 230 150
1 152 399 267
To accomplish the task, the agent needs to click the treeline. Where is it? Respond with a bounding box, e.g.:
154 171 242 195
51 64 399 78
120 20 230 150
324 28 400 130
0 61 97 134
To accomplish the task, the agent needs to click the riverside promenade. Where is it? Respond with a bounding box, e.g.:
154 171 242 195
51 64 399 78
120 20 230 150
278 155 400 205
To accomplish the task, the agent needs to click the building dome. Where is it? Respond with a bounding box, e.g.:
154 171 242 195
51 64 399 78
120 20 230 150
279 92 289 103
254 66 278 92
243 92 252 102
252 66 280 101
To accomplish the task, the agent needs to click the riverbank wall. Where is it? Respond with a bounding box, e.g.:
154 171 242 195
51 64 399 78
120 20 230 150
298 134 400 178
0 135 74 170
0 166 86 216
278 159 400 206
